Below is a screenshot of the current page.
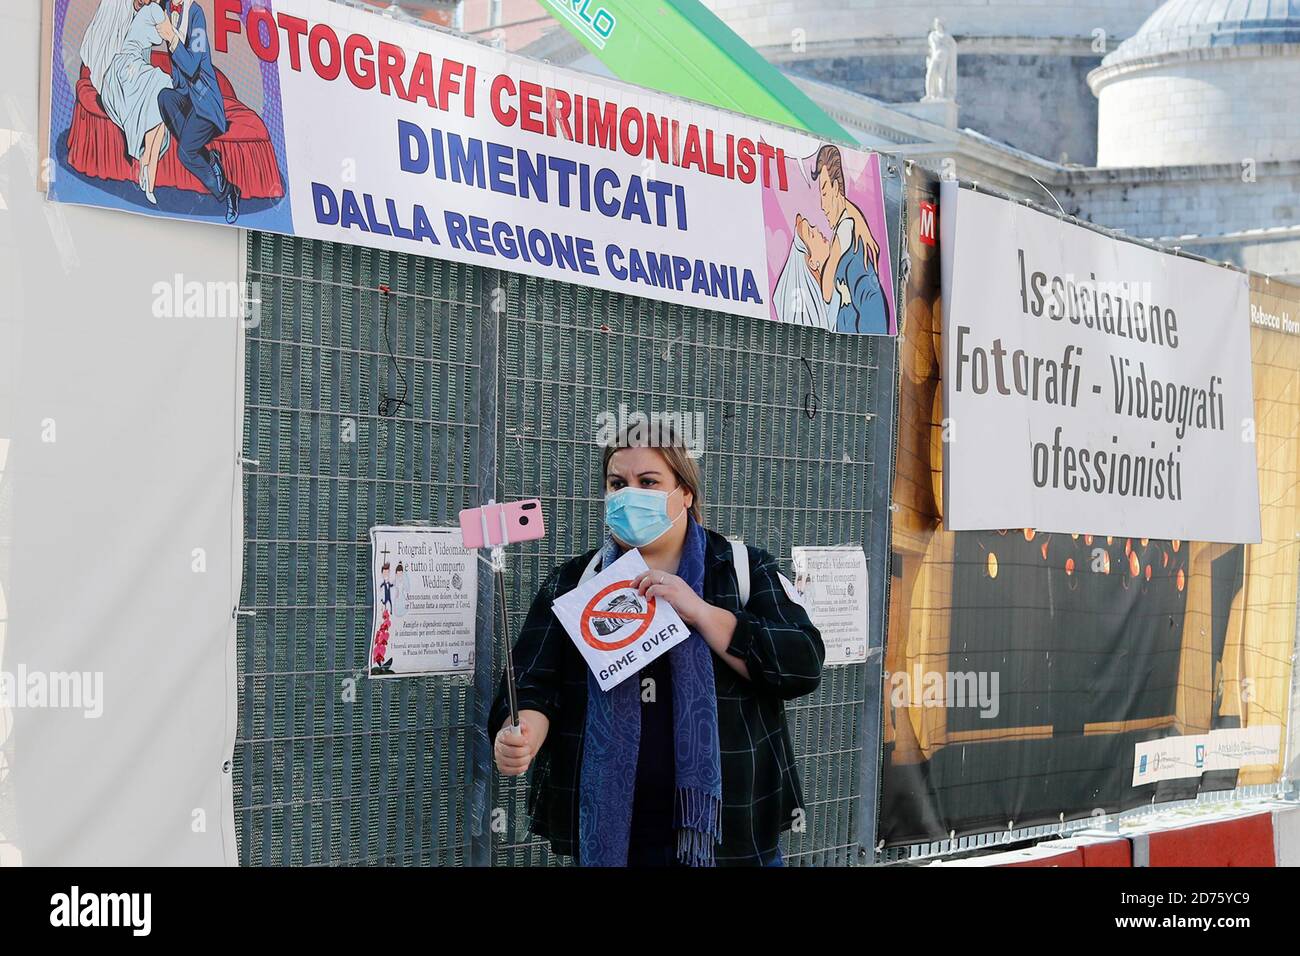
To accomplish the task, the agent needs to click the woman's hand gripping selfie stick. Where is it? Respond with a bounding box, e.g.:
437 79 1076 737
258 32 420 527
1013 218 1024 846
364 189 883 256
458 499 546 738
492 545 521 734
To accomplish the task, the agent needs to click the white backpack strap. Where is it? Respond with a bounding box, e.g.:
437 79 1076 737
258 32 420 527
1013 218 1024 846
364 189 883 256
579 550 603 584
778 572 805 609
730 538 750 608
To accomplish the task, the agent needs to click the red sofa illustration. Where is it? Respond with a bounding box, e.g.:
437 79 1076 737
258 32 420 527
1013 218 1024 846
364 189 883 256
66 49 284 200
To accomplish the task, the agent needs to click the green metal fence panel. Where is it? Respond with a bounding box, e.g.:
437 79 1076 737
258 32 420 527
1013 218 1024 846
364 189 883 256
237 162 901 865
236 233 485 866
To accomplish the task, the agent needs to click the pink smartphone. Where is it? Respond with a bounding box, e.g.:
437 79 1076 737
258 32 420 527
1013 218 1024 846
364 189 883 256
459 499 546 549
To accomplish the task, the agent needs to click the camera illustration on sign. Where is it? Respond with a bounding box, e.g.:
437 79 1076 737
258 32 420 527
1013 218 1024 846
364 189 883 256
580 583 654 648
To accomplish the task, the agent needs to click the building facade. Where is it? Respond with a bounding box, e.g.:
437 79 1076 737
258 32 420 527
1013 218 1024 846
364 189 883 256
406 0 1300 280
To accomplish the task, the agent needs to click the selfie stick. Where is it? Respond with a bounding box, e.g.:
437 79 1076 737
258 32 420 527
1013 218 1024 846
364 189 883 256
481 502 521 735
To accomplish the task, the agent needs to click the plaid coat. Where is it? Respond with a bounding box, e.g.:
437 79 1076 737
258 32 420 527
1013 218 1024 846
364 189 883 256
489 528 825 865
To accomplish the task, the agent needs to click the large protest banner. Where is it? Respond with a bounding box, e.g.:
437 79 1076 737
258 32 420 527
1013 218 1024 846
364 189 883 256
46 0 895 334
879 169 1299 847
939 182 1260 542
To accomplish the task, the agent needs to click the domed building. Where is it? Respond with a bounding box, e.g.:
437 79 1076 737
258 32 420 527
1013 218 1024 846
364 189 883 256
700 0 1300 279
699 0 1165 165
1090 0 1300 167
442 0 1300 280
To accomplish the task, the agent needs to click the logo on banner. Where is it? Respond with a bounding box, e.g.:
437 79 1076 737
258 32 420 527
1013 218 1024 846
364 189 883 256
579 582 656 650
919 201 937 246
545 0 617 49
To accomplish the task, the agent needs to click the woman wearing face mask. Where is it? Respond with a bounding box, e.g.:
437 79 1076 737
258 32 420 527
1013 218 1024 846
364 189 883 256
488 428 824 866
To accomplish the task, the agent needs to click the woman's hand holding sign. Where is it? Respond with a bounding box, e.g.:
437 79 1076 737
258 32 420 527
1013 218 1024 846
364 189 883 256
632 569 746 680
632 569 706 624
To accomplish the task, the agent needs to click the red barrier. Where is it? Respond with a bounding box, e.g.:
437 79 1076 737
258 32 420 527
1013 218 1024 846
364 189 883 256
1142 812 1275 867
1080 838 1132 867
1000 837 1130 867
939 807 1294 867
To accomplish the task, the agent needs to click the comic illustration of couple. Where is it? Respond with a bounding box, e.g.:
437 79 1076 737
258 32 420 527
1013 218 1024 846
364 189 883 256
79 0 240 221
772 144 891 335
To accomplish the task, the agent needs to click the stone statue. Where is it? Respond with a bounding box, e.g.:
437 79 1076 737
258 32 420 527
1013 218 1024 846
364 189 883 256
924 18 957 102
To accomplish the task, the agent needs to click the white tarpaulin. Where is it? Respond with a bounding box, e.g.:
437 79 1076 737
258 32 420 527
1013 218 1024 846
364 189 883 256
1 0 240 864
940 182 1261 543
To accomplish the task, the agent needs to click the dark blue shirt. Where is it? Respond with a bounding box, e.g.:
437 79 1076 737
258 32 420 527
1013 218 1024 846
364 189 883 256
629 653 675 844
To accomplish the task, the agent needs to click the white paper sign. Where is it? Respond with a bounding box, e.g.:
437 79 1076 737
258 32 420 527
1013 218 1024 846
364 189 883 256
1131 726 1282 786
552 549 690 691
940 182 1261 543
368 526 477 677
792 546 869 666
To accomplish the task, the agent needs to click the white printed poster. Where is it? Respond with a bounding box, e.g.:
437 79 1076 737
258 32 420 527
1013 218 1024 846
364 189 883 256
939 182 1261 543
552 549 690 691
792 546 868 666
368 526 476 677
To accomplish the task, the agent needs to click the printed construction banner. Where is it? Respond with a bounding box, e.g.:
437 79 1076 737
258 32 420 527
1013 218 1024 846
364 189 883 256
47 0 895 334
368 526 476 678
939 182 1260 542
879 168 1299 848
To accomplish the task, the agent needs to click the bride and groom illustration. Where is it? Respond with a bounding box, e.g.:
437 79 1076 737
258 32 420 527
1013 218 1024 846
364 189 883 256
771 144 893 335
378 560 410 619
373 559 410 673
78 0 242 221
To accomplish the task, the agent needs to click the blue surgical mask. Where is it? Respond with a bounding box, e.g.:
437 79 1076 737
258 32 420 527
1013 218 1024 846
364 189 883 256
605 485 684 547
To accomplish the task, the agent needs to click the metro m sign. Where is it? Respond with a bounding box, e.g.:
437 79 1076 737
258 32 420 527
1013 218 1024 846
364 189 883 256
919 201 937 246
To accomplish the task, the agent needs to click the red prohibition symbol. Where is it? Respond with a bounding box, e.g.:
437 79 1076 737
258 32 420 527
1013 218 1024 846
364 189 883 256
579 581 657 651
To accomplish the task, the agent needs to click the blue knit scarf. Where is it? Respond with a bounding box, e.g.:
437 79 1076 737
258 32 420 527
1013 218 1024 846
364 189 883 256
578 517 723 866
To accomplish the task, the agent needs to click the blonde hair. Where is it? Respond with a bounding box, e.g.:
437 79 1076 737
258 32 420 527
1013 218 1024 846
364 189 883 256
601 422 705 523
